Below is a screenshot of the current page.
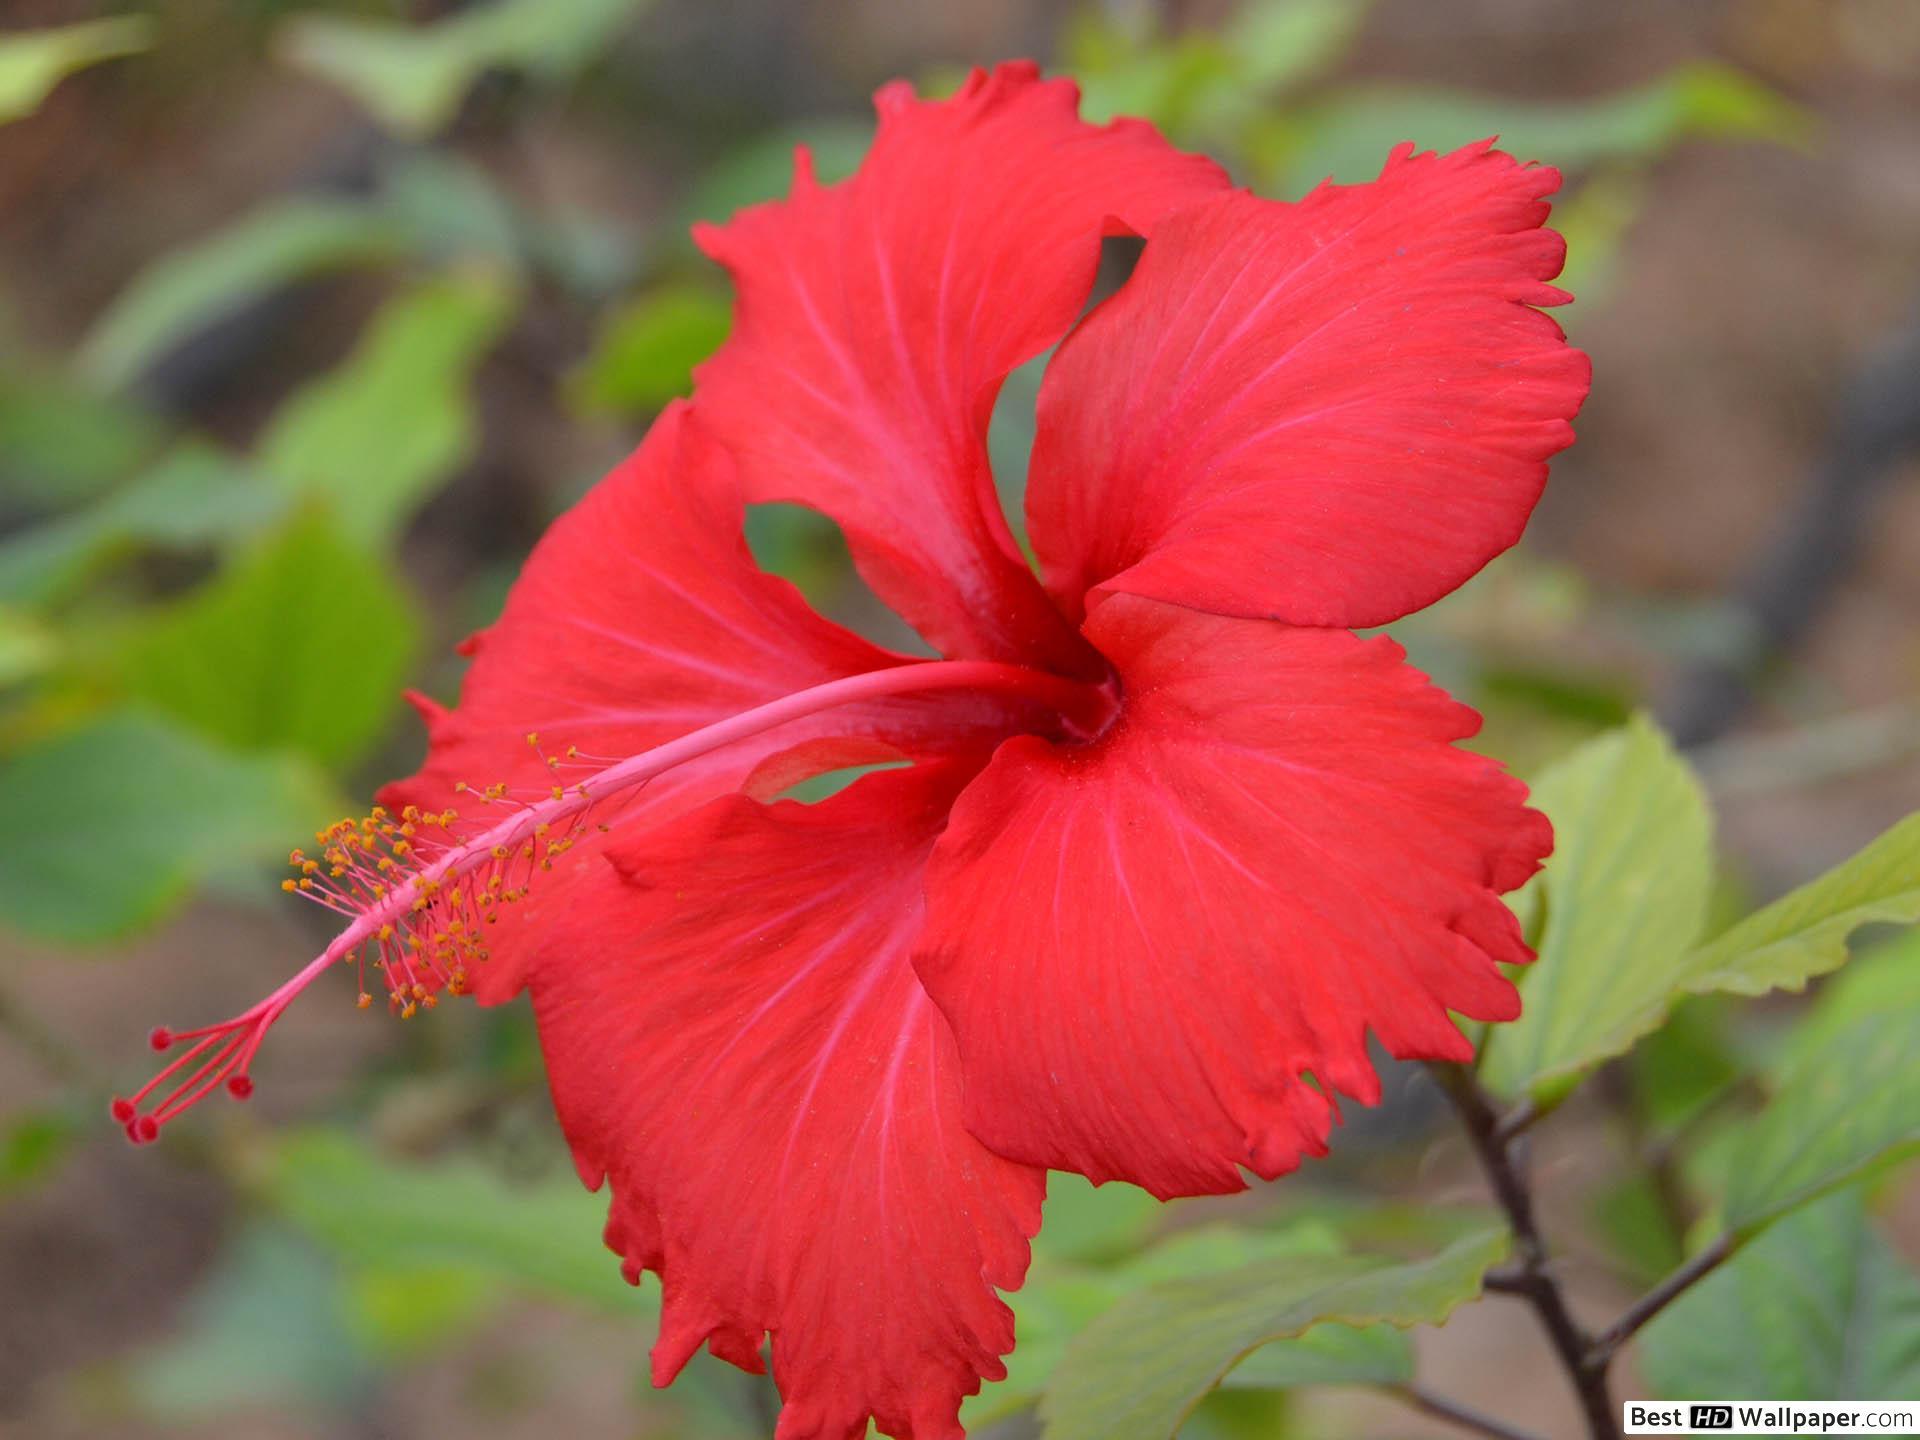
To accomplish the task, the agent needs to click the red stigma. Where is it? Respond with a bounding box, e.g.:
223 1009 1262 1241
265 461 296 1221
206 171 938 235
109 1097 136 1125
226 1075 254 1100
148 1026 173 1051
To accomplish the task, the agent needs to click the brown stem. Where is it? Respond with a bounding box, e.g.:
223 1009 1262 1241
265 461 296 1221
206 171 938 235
1391 1383 1548 1440
1589 1233 1737 1366
1430 1063 1619 1440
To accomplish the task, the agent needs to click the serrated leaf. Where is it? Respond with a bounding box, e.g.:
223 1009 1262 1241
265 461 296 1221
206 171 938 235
1278 62 1808 193
968 1221 1346 1429
112 510 419 770
279 0 649 139
568 282 731 416
0 710 337 943
1721 1008 1920 1235
1642 1186 1920 1400
1480 715 1714 1099
1679 813 1920 999
1039 1227 1507 1440
264 1129 649 1313
1780 928 1920 1070
257 270 515 546
81 200 407 389
0 17 151 126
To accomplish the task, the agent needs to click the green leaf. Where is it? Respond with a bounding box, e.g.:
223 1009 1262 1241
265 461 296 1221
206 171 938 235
112 510 419 770
0 17 152 126
1479 715 1714 1099
0 1109 79 1193
1222 1322 1410 1391
279 0 650 139
1032 1171 1167 1265
346 1262 500 1358
1277 63 1808 193
0 606 57 687
1039 1227 1507 1440
81 200 407 390
1679 813 1920 1000
682 121 872 235
568 282 731 416
1780 928 1920 1071
1721 1007 1920 1235
1642 1186 1920 1401
0 365 163 505
130 1224 370 1417
1227 0 1370 97
257 270 515 546
0 444 283 606
0 709 336 943
970 1221 1347 1429
264 1129 648 1314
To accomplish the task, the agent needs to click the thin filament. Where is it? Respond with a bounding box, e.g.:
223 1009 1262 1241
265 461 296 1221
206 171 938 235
116 658 1108 1143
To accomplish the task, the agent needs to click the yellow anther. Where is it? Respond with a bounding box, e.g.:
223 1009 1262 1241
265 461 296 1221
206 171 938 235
301 860 319 875
566 746 579 759
525 732 540 747
377 924 395 942
356 992 373 1009
422 994 438 1010
551 785 565 801
281 879 298 893
400 1001 418 1020
534 822 550 837
298 878 313 891
454 780 468 793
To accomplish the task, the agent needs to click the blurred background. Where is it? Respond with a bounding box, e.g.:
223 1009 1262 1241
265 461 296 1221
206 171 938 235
1 1 1917 1436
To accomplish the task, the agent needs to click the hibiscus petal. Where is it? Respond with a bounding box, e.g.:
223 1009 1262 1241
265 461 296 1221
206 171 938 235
1027 141 1591 631
524 763 1044 1440
378 402 1037 997
915 594 1550 1199
692 61 1226 672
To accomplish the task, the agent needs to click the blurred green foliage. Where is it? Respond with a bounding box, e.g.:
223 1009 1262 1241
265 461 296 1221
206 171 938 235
0 16 151 125
0 3 1912 1438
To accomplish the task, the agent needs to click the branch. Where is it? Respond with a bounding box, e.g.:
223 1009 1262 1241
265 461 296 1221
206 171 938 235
1589 1233 1737 1366
1391 1383 1549 1440
1429 1064 1619 1440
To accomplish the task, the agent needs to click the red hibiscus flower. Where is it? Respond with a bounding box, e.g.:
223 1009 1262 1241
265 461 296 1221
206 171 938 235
120 62 1588 1440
